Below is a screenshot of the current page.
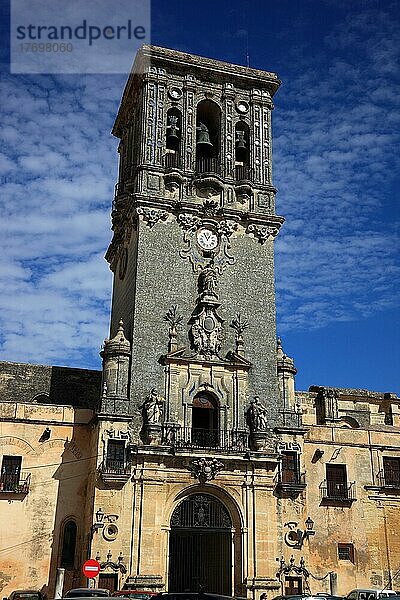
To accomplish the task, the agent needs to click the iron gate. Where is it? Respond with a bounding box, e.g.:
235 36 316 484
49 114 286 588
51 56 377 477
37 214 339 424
168 494 232 594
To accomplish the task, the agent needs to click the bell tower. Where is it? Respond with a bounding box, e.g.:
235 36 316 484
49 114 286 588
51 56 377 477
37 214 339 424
92 47 304 597
103 45 285 431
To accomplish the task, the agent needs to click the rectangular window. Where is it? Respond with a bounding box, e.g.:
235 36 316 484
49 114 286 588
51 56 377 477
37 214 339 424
106 440 125 471
1 455 22 491
338 543 355 562
326 464 348 499
281 452 300 484
383 457 400 487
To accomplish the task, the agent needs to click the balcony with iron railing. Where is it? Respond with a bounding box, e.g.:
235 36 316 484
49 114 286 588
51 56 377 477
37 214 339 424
162 426 249 452
164 152 182 170
274 469 306 495
376 468 400 489
195 157 221 175
319 479 356 503
0 471 31 494
99 460 131 485
235 164 252 181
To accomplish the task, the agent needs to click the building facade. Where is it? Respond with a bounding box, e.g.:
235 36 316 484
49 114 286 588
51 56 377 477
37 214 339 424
1 46 400 600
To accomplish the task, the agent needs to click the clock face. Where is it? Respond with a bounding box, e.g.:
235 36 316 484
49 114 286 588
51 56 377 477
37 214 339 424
196 228 219 251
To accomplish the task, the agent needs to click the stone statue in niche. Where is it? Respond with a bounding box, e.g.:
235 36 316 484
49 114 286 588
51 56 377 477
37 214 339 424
140 388 164 425
247 396 268 431
198 265 218 297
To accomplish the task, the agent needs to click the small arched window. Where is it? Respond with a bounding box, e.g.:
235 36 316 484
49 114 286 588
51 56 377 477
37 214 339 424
192 392 219 447
60 519 77 569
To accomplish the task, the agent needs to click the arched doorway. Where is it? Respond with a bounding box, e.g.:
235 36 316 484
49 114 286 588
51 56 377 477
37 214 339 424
192 392 219 447
168 493 232 594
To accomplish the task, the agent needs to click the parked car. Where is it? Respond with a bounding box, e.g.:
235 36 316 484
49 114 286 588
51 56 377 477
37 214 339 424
153 595 249 600
64 590 111 599
346 591 398 600
272 595 322 600
112 593 158 599
5 591 45 600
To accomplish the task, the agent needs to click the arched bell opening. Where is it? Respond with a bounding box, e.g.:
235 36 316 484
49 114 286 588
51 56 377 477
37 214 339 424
235 121 250 180
196 100 221 174
165 107 182 168
191 392 219 447
168 493 233 594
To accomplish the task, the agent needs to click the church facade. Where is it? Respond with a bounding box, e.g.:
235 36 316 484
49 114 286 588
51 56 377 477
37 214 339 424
1 46 400 600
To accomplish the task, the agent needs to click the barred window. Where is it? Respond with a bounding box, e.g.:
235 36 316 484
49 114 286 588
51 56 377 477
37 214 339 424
338 543 354 562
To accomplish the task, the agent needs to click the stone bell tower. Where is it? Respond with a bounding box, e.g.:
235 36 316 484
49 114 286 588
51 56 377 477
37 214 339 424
92 46 304 597
103 45 285 431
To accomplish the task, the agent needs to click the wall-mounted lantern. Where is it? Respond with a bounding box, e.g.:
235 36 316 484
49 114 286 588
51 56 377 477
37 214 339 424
284 517 315 548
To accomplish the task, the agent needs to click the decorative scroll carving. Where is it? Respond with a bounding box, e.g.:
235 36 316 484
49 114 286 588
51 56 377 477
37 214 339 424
99 551 127 574
188 457 224 483
246 223 279 244
177 213 201 231
178 213 236 274
136 206 168 228
276 555 309 580
216 219 239 237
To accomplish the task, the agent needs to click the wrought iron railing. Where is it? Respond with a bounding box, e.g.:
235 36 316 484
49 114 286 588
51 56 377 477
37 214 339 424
162 426 249 451
235 164 251 181
195 157 221 175
376 468 400 488
274 469 306 489
319 479 356 502
100 460 131 477
0 471 31 493
164 152 182 169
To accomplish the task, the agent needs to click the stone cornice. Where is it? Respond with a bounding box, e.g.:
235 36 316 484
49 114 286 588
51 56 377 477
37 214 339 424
106 195 284 267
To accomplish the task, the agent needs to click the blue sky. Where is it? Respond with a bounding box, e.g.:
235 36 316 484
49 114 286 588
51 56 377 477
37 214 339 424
0 0 399 394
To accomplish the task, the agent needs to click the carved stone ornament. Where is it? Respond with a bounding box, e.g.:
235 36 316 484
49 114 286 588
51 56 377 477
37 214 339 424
230 313 249 355
102 428 131 443
136 206 168 228
246 223 279 244
189 265 224 360
188 457 224 483
99 551 127 574
164 305 183 352
177 213 201 231
276 555 309 580
178 214 236 274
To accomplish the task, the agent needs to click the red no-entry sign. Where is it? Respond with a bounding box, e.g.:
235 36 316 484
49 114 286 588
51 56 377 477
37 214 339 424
82 558 101 578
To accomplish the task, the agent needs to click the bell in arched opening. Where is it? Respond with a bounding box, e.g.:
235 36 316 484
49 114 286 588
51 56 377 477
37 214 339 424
196 122 213 149
166 112 181 151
